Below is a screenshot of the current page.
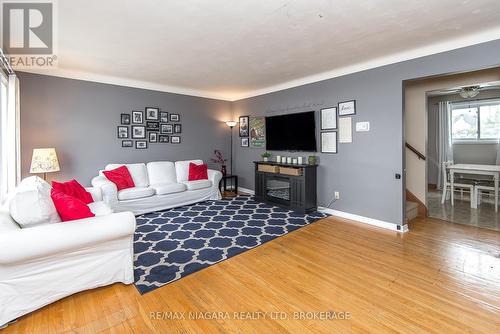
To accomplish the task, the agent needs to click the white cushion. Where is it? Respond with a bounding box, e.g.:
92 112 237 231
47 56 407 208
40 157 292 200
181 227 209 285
0 211 19 232
151 182 187 195
117 187 155 201
175 160 204 182
105 163 149 187
182 179 212 191
88 201 113 216
147 161 177 184
8 176 61 228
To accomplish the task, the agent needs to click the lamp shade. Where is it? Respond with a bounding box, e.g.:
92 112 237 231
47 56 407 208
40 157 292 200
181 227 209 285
225 121 237 128
30 148 60 174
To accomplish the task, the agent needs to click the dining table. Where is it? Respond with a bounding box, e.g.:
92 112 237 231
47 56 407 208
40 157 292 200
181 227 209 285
449 163 500 212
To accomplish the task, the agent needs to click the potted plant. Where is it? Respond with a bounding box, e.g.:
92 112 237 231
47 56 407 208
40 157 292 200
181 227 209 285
308 155 317 165
211 150 227 175
261 152 271 162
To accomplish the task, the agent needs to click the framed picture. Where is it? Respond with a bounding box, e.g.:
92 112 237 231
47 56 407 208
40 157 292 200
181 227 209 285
122 140 133 148
241 137 249 147
321 107 337 130
174 124 182 133
249 116 265 148
170 113 180 122
338 100 356 116
131 125 146 139
132 111 143 124
171 136 181 144
161 124 173 134
121 113 131 125
117 126 129 139
146 121 159 130
321 132 338 154
159 135 169 143
149 132 158 143
239 115 249 137
136 140 148 149
145 107 159 120
160 112 169 123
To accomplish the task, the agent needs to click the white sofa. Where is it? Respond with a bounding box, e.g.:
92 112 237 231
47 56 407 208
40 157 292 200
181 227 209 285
91 160 223 215
0 184 136 328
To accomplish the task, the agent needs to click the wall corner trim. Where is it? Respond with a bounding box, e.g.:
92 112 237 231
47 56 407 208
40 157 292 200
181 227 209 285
318 207 409 233
238 187 255 195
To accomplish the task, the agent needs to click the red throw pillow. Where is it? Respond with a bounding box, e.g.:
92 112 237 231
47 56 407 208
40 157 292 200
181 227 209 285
51 189 95 222
188 162 208 181
52 179 94 204
102 165 135 191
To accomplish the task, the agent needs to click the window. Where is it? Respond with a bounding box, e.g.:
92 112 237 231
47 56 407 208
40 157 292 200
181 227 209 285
451 100 500 141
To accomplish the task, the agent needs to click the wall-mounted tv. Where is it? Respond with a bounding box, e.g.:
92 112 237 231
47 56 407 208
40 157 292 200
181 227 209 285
265 111 317 151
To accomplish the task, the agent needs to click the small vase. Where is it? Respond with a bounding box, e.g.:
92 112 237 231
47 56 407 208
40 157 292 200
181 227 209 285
221 165 227 176
263 157 268 162
308 156 317 165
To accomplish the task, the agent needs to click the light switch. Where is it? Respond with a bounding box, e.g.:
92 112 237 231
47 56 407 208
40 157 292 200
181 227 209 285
355 121 370 132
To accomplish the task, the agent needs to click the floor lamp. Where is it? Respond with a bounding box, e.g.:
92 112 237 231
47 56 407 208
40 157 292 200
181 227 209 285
225 121 237 175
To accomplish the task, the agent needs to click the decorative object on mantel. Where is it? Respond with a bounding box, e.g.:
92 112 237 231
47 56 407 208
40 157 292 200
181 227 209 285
261 152 271 162
321 107 337 130
338 100 356 116
225 120 238 174
30 148 60 181
276 155 281 162
281 156 287 164
308 155 317 165
292 158 298 164
211 149 228 176
241 137 249 147
286 157 292 164
239 116 249 137
249 117 265 148
298 156 303 164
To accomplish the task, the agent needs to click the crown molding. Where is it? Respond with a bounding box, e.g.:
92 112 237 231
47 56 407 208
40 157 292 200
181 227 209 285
18 27 500 102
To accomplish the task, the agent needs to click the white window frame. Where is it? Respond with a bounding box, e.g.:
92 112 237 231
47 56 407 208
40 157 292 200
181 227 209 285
0 71 9 201
451 98 500 144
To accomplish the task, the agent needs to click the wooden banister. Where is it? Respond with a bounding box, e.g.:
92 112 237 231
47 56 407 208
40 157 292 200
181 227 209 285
405 142 426 160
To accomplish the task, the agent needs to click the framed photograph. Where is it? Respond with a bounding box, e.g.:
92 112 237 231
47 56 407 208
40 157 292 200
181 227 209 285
136 140 148 149
121 113 131 125
338 100 356 116
174 124 182 133
145 107 159 120
122 140 133 148
170 113 180 122
117 126 129 139
160 124 173 134
241 137 249 147
160 112 169 123
239 115 249 137
149 132 158 143
171 136 181 144
146 121 159 130
321 132 338 154
159 135 169 143
249 116 265 148
321 107 337 130
132 111 143 124
131 125 146 139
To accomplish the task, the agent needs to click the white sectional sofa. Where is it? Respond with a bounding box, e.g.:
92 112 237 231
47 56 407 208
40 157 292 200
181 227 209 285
91 160 223 215
0 180 135 328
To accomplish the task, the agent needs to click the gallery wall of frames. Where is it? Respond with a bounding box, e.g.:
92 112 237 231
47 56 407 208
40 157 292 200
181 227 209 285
117 107 182 149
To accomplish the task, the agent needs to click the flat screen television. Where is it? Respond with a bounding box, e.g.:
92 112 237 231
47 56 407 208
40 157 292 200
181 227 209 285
265 111 317 151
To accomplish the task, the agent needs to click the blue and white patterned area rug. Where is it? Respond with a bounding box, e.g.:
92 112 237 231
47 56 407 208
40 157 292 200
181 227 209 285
133 195 327 294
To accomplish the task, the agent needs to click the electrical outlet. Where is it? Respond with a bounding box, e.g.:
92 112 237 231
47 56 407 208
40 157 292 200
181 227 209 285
334 191 340 200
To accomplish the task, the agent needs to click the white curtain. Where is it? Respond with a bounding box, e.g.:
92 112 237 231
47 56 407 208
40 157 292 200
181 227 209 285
0 74 20 202
496 140 500 165
436 101 453 190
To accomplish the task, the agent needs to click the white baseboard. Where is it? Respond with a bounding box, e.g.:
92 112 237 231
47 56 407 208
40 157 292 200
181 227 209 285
238 187 255 195
318 207 408 233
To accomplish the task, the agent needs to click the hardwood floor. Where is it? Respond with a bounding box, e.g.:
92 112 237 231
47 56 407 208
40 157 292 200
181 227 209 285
3 216 500 333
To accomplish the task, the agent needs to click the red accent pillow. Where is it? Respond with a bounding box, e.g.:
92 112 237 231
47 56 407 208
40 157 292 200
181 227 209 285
188 162 208 181
50 189 95 222
102 165 135 191
52 179 94 204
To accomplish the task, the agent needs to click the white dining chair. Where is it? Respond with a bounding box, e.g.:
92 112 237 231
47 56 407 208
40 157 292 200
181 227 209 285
441 161 475 205
475 178 496 206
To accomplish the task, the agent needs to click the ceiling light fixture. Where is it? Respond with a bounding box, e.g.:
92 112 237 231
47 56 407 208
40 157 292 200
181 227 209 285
458 86 481 99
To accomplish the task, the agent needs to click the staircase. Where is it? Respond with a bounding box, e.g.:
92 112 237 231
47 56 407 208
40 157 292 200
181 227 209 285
406 201 419 222
405 190 427 223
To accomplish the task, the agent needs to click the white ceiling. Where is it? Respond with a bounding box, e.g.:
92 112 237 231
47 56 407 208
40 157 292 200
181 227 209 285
26 0 500 100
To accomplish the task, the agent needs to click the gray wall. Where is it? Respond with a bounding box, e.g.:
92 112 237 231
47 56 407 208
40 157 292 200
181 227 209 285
232 40 500 226
18 72 232 185
427 91 500 185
